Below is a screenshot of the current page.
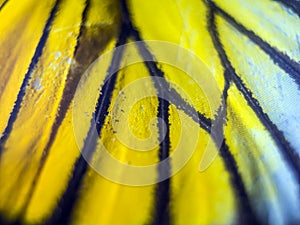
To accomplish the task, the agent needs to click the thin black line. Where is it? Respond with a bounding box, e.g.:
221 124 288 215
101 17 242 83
73 3 90 55
210 71 230 144
212 74 259 224
207 5 262 224
151 99 171 225
45 154 88 225
18 0 91 220
131 33 212 133
120 2 172 224
218 141 260 224
0 0 9 11
0 0 61 153
93 40 127 135
275 0 300 17
39 0 118 163
212 2 300 87
120 1 217 223
131 42 176 225
207 2 300 184
221 79 264 225
119 0 212 132
41 0 90 157
120 0 214 132
45 19 130 225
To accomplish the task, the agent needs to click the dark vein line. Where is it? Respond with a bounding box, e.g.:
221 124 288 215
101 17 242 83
41 0 119 162
218 141 260 224
217 71 261 225
131 32 212 133
0 0 61 154
120 1 220 224
210 71 229 144
129 4 260 222
208 2 300 184
18 0 91 220
121 1 212 132
45 18 129 225
152 98 171 225
132 41 175 225
45 155 87 225
93 47 126 135
0 0 9 11
275 0 300 17
212 2 300 87
207 5 262 224
120 2 172 224
40 0 90 159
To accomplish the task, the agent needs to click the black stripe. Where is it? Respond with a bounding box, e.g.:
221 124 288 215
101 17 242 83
221 78 262 225
119 0 212 132
152 99 171 225
38 0 90 158
219 141 260 224
0 0 9 11
212 2 300 87
40 0 119 159
130 31 212 132
45 154 88 225
0 0 61 153
210 71 229 144
206 5 262 224
72 0 91 56
119 2 172 224
16 0 91 220
129 38 193 225
45 16 130 225
207 2 300 184
275 0 300 17
120 1 217 223
93 41 127 134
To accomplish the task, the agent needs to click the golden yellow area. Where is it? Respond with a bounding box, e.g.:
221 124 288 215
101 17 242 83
71 169 155 225
169 105 236 225
24 107 80 223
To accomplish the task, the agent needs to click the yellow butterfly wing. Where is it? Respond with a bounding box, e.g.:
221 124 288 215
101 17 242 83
0 0 300 225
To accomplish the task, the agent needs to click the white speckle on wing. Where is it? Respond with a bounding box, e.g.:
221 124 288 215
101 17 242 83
67 57 73 64
32 78 43 91
55 51 61 60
